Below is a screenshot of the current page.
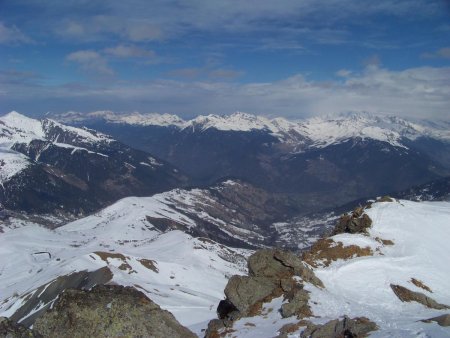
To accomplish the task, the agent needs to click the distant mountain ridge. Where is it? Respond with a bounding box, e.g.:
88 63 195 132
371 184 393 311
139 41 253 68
0 111 187 215
51 110 450 149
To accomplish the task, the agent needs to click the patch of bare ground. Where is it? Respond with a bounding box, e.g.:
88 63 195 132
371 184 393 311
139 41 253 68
375 237 394 246
277 320 310 337
138 258 158 273
391 284 449 310
410 278 432 293
302 238 373 268
94 251 134 273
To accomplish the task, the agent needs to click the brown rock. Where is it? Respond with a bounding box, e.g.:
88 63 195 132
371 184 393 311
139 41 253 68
333 209 373 235
390 284 449 310
422 314 450 327
302 238 372 268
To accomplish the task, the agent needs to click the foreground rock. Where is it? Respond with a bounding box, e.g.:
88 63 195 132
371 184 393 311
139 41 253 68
207 249 323 337
390 284 449 310
10 267 113 327
0 317 41 338
299 316 378 338
33 285 196 338
422 314 450 327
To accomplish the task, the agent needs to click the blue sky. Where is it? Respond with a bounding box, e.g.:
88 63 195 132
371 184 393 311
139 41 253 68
1 0 450 119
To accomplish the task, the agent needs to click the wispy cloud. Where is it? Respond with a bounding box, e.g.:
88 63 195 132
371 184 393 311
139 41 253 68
103 44 156 59
2 65 449 120
167 67 243 81
13 0 443 46
66 50 114 76
0 21 32 44
422 47 450 59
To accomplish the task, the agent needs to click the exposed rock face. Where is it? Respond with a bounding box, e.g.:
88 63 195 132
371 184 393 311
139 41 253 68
224 276 279 315
248 249 324 288
33 285 196 338
300 316 378 338
333 207 372 235
10 267 113 327
422 314 450 327
207 249 323 337
0 317 42 338
390 284 449 310
280 289 311 318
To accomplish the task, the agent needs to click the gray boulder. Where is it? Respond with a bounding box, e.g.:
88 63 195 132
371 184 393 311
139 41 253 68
280 289 311 318
224 275 278 315
248 249 323 288
248 249 293 279
33 285 196 338
422 314 450 327
301 316 378 338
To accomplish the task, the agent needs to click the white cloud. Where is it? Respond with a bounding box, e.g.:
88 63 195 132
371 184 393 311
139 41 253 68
49 0 442 45
0 21 32 44
103 45 156 58
422 47 450 59
2 65 449 120
66 50 114 76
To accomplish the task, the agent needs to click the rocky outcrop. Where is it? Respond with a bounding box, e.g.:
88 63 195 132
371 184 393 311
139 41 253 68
248 249 323 287
33 285 196 338
300 316 378 338
422 314 450 327
0 317 42 338
390 284 449 310
302 238 373 268
333 206 372 235
207 249 323 337
224 275 280 316
10 267 113 327
280 289 311 318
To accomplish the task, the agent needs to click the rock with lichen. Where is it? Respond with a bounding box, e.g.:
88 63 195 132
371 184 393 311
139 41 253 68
33 285 196 338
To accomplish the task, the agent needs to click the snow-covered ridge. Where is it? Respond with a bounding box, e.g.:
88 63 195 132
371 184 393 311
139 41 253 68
0 111 113 148
304 199 450 337
0 194 251 332
0 111 114 183
51 110 450 148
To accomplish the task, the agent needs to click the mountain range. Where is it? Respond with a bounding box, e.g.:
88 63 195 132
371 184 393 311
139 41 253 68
52 110 450 204
1 110 450 337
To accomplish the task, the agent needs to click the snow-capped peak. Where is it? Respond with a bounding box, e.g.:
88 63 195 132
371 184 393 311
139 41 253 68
186 112 274 132
0 111 46 147
49 110 450 148
0 111 116 184
0 111 113 148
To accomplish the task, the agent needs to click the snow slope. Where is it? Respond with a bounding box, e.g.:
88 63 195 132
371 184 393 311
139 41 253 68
0 195 250 332
304 200 450 337
0 111 112 148
52 110 450 148
0 148 30 185
0 111 113 184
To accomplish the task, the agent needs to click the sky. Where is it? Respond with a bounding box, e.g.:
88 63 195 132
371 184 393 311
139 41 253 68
0 0 450 119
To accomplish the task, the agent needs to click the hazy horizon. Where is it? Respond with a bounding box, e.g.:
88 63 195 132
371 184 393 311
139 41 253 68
1 1 450 119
